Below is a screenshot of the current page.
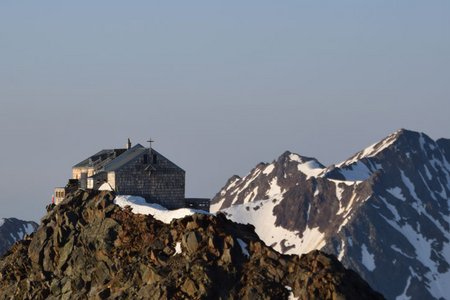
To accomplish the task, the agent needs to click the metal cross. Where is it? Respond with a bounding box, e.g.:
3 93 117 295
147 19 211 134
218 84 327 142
147 138 155 152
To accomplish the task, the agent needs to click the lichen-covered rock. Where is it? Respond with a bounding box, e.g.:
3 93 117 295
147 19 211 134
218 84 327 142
0 190 384 299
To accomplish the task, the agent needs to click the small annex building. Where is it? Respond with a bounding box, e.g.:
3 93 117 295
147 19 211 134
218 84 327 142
54 139 209 211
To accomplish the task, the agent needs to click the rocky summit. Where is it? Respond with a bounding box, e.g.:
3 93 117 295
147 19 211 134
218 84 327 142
211 129 450 300
0 190 383 299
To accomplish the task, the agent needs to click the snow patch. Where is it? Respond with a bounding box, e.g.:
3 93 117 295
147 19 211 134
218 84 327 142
174 242 182 255
379 196 401 221
226 178 239 191
419 133 427 152
237 238 250 258
361 244 376 271
337 131 397 167
313 188 319 197
386 187 406 201
343 139 392 166
243 186 259 204
285 285 299 300
347 236 353 247
23 223 35 236
297 161 324 178
391 245 414 259
114 195 209 224
334 182 345 200
424 165 433 181
263 164 275 175
288 153 324 178
306 203 311 221
338 239 346 261
210 198 225 213
234 169 262 198
329 179 359 186
221 198 325 255
99 182 114 191
300 226 327 253
396 276 412 300
0 218 4 228
266 178 283 199
338 162 372 181
337 194 370 233
418 172 437 201
381 214 450 299
288 153 303 163
400 171 419 201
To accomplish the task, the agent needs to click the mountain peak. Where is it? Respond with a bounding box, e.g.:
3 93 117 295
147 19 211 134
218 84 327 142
0 217 38 256
212 129 450 299
338 129 411 166
323 129 443 181
278 151 324 167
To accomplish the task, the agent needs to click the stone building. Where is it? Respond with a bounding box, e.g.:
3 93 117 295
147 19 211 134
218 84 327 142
53 140 207 210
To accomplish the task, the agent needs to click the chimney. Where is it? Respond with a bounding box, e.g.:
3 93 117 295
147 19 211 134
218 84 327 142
126 138 132 150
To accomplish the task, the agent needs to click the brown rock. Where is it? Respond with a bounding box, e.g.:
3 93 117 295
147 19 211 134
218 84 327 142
181 278 197 297
182 231 201 254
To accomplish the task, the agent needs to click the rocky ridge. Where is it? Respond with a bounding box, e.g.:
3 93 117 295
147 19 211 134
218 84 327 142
0 190 383 299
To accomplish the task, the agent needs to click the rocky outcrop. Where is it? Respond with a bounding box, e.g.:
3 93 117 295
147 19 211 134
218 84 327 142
0 190 383 299
0 218 38 256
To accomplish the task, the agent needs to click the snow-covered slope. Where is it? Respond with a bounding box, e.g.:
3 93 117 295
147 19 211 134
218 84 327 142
0 217 38 256
211 129 450 300
114 195 210 224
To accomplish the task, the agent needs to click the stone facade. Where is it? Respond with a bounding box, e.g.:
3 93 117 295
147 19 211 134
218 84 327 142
54 187 66 205
72 167 94 180
110 151 185 209
53 180 79 205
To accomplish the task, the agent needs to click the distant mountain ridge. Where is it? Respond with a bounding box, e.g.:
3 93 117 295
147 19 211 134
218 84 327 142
211 129 450 300
0 217 38 256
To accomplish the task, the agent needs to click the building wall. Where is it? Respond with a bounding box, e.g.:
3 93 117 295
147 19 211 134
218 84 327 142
72 167 95 179
114 152 185 209
54 187 66 205
185 198 210 212
88 172 108 189
107 172 116 190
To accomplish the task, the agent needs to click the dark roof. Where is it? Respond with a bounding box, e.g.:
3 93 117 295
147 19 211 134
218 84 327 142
103 144 147 172
73 149 127 168
74 144 185 173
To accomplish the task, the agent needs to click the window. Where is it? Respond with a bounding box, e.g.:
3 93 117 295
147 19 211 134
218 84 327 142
153 154 157 164
143 154 148 164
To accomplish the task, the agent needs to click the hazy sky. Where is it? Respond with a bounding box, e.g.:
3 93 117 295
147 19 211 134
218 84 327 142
1 1 449 221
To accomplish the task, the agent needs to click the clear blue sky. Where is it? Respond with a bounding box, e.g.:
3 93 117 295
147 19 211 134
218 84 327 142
1 1 449 221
